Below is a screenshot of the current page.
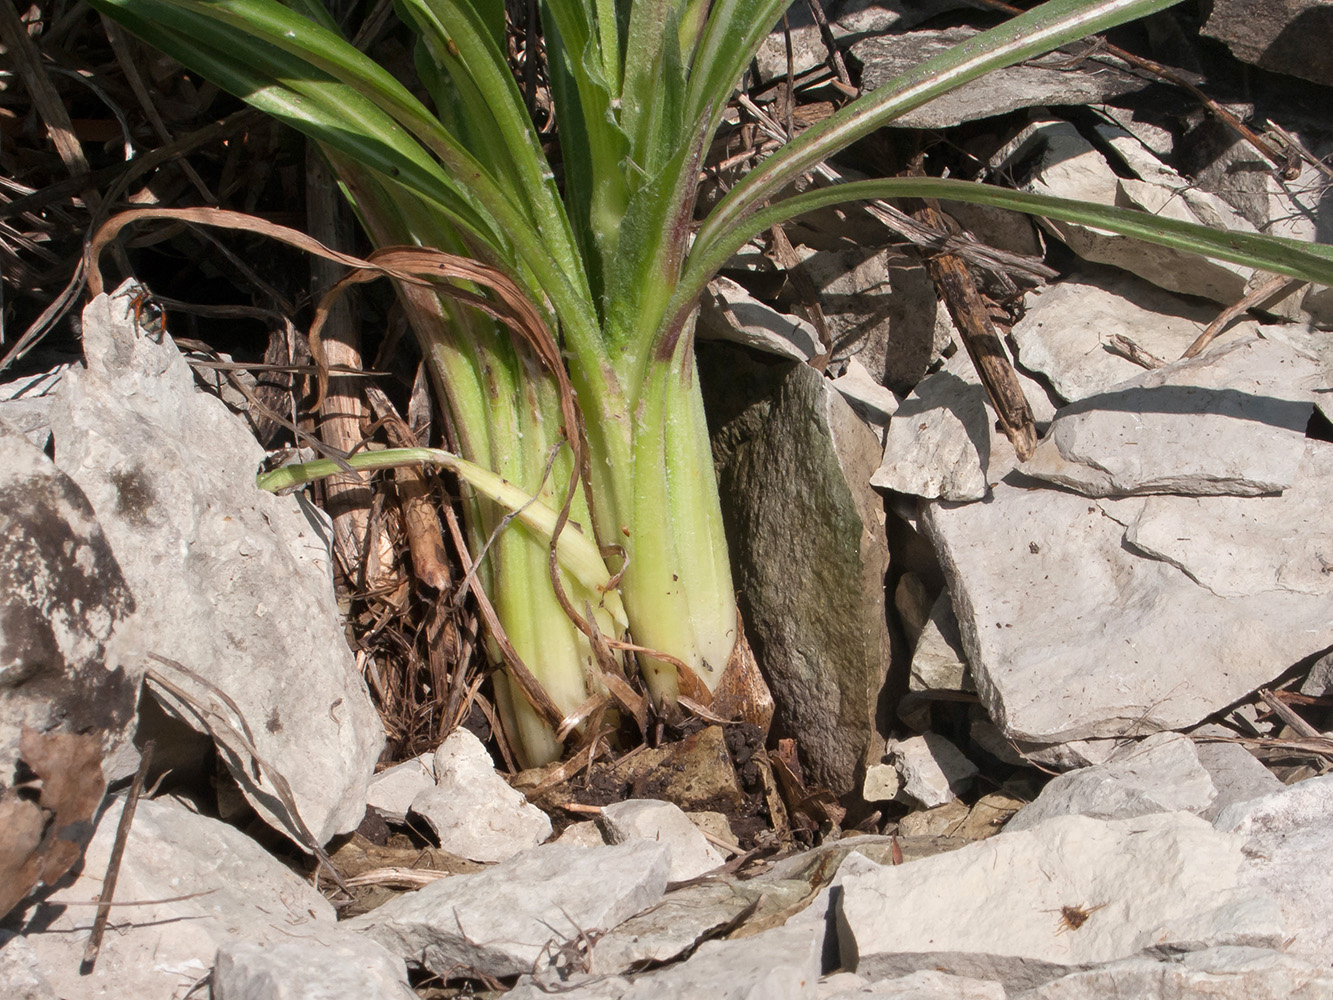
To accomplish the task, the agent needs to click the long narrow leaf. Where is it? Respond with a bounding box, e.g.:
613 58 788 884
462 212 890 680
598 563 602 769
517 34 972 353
671 176 1333 334
694 0 1183 261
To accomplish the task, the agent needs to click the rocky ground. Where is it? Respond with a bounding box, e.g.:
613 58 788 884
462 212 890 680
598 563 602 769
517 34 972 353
3 1 1333 998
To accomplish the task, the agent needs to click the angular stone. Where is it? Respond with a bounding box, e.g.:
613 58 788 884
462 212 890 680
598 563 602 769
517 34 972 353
18 796 336 1000
1191 738 1283 821
1005 733 1217 832
704 348 890 796
1124 440 1333 595
1203 0 1333 86
889 734 978 808
1214 774 1333 960
1012 946 1333 1000
366 753 434 825
898 800 969 838
1010 270 1232 403
788 246 953 394
1301 652 1333 697
699 276 819 362
827 970 1005 1000
600 799 724 882
344 841 670 979
1023 336 1318 498
830 358 900 442
837 813 1286 991
50 285 383 846
873 343 1056 502
854 29 1147 128
923 455 1333 743
0 421 138 918
997 122 1255 304
213 933 415 1000
409 729 549 863
909 592 971 693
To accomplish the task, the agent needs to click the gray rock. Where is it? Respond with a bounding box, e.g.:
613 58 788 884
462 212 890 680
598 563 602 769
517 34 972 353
909 592 971 693
50 285 383 846
704 348 890 796
889 734 978 808
855 29 1147 128
213 933 416 1000
18 795 336 1000
700 277 819 362
1203 0 1333 87
873 343 1057 502
997 122 1256 304
789 246 953 394
1191 738 1283 821
1124 438 1333 596
830 359 900 442
513 921 824 1000
922 458 1333 743
0 420 139 919
556 820 607 847
1004 733 1216 832
837 813 1286 991
1012 946 1333 999
752 1 964 84
1023 336 1319 498
1010 271 1232 403
0 935 54 1000
367 752 435 825
826 970 1005 999
409 729 549 862
1215 774 1333 960
600 799 724 882
1301 651 1333 697
344 841 670 980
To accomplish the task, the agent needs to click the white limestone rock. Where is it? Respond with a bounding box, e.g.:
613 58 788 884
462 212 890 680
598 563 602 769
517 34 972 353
1011 946 1333 999
408 729 550 863
213 933 416 1000
888 734 978 808
837 813 1286 991
17 795 337 1000
922 454 1333 743
0 935 54 1000
366 752 434 825
826 970 1006 999
51 285 383 846
1022 335 1319 498
600 799 725 882
699 276 819 362
1214 774 1333 960
909 592 971 693
1004 733 1217 832
1190 739 1283 821
344 841 670 980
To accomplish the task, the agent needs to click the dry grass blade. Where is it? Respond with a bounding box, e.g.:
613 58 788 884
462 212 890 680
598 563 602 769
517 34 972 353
0 3 89 178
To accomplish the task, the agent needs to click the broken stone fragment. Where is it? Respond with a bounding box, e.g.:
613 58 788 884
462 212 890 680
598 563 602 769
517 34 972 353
344 840 670 980
366 752 435 825
887 733 978 809
924 439 1333 744
408 728 550 863
854 29 1147 129
49 284 384 847
703 347 890 797
1202 0 1333 87
212 933 416 1000
1022 335 1319 498
836 812 1286 991
599 799 725 882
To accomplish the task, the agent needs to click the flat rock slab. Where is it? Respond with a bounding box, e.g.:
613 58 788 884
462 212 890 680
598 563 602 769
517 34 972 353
924 442 1333 742
1022 335 1319 498
213 933 415 1000
345 841 669 979
824 970 1005 999
1215 774 1333 960
52 285 383 845
510 922 823 1000
1005 733 1216 832
1011 946 1333 1000
599 799 723 882
837 813 1286 991
703 348 890 796
17 795 336 1000
854 29 1146 129
1203 0 1333 86
410 729 549 862
1010 271 1234 403
367 752 434 825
